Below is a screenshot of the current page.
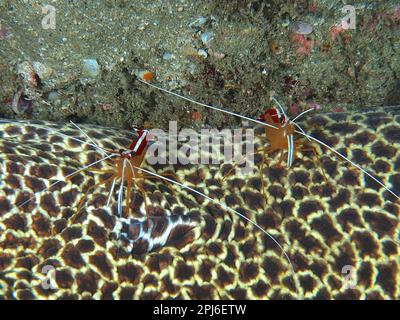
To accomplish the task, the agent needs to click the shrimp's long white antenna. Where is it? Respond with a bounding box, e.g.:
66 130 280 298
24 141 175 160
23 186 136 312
287 134 294 168
271 97 289 122
117 159 127 217
135 78 277 130
275 99 313 143
293 122 310 141
107 177 117 207
17 152 118 208
69 121 108 156
131 164 299 296
290 107 314 142
295 129 400 200
0 120 107 155
290 107 315 123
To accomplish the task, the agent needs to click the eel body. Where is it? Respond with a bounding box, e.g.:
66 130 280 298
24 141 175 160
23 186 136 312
0 106 399 299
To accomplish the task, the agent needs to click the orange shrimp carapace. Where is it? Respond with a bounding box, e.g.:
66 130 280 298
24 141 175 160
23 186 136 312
257 107 300 166
221 101 319 196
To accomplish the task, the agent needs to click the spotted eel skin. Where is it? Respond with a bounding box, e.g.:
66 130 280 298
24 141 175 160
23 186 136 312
0 106 399 299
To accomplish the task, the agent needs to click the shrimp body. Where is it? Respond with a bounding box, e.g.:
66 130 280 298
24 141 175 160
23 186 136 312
116 129 148 182
258 107 298 167
70 128 153 221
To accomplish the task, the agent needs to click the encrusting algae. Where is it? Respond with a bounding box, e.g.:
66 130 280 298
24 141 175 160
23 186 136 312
0 105 399 299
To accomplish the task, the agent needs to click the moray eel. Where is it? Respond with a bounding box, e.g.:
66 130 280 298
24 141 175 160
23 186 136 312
0 106 399 300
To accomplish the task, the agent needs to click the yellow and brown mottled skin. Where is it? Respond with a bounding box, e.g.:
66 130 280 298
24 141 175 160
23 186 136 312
0 106 399 300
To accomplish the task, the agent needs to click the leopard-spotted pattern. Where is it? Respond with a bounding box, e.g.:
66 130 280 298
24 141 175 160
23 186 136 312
0 106 399 299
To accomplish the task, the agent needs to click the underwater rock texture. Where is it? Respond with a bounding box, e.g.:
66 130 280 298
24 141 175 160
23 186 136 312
0 1 399 129
0 106 399 299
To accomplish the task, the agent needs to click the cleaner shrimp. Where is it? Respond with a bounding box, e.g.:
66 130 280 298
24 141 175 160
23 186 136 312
218 98 325 201
5 121 177 222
